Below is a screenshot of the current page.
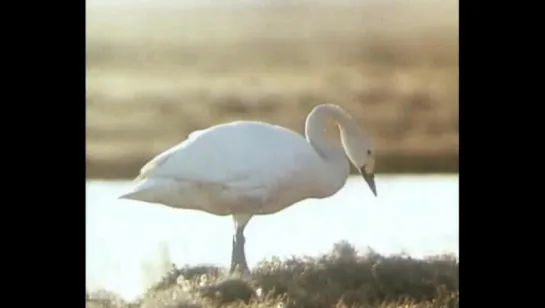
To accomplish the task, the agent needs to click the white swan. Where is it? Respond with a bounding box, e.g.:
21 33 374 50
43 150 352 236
119 104 377 273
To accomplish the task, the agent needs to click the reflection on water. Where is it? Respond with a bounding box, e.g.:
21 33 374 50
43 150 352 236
86 174 458 300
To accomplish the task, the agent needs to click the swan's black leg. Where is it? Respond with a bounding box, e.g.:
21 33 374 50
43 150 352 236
230 222 249 274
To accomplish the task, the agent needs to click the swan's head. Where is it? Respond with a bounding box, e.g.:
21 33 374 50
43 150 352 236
341 127 377 197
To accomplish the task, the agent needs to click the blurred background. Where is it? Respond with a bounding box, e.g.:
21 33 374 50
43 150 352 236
86 0 458 300
86 0 458 179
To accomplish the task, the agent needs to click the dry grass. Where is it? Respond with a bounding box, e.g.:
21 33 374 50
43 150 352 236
86 242 458 308
86 0 459 178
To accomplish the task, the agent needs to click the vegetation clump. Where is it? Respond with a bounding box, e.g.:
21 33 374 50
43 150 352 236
86 241 458 308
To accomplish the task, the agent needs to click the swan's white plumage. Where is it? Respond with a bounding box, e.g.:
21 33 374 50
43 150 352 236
121 121 336 216
120 104 376 273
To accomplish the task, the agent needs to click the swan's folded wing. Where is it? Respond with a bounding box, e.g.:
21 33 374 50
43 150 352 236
134 128 210 181
135 121 322 191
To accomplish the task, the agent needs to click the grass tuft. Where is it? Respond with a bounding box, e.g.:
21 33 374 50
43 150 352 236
87 241 458 308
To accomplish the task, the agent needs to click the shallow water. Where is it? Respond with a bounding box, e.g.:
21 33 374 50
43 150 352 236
86 174 458 300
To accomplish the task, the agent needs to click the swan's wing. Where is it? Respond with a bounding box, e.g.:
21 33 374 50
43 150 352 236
137 121 322 189
134 128 208 181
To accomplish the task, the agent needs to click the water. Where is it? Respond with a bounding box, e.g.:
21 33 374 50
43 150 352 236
86 174 458 300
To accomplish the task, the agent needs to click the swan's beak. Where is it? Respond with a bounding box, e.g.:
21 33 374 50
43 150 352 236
360 167 377 197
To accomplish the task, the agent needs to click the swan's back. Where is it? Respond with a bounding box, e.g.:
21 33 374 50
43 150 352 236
124 121 332 214
138 121 318 181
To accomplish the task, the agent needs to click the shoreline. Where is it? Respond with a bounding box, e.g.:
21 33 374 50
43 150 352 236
86 153 458 179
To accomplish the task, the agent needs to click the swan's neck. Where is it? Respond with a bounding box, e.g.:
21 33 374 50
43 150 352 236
305 105 352 197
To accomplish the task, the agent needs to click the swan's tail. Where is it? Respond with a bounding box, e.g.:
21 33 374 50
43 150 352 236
118 177 174 203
